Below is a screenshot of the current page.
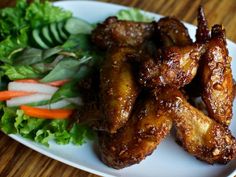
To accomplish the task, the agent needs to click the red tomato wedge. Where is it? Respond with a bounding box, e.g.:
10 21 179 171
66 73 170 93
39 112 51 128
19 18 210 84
20 105 73 119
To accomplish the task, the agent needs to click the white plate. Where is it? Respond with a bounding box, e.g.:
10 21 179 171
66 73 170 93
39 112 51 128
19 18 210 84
8 1 236 177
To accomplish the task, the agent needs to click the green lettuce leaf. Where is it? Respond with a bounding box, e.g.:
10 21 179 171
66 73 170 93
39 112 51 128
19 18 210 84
0 106 17 134
0 107 94 146
0 27 28 63
25 0 72 29
14 109 46 139
116 8 153 22
40 57 91 83
1 64 43 80
70 123 95 145
0 0 72 63
50 81 81 103
62 34 91 52
13 47 62 65
35 129 54 146
0 0 28 38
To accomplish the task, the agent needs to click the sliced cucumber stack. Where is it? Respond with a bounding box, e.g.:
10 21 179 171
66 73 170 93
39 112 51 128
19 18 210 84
50 23 64 44
32 29 50 49
32 17 93 49
57 21 69 40
42 26 54 45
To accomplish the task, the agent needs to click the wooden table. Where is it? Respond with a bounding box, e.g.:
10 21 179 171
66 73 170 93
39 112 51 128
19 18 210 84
0 0 236 177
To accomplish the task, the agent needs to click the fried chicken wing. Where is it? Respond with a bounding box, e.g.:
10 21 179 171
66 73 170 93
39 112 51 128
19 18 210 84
99 47 140 133
185 6 210 97
153 87 236 164
201 25 234 126
155 17 192 47
91 17 155 50
234 80 236 99
196 6 210 43
139 43 205 88
98 93 172 169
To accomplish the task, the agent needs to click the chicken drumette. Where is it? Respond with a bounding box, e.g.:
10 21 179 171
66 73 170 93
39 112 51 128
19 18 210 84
98 93 172 169
154 87 236 164
99 47 140 133
155 17 192 47
200 25 234 126
91 16 155 50
139 43 205 88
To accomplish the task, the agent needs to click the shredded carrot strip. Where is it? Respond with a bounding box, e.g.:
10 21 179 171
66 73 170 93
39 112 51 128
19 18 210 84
0 91 35 101
15 79 39 83
46 79 69 87
20 105 73 119
15 79 69 87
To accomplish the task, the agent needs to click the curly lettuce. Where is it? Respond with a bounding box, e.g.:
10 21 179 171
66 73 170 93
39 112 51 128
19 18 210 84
1 108 94 146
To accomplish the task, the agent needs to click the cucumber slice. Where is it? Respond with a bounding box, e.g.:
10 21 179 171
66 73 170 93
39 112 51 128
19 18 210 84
42 26 54 46
32 29 50 49
50 23 63 44
65 17 93 34
57 21 69 40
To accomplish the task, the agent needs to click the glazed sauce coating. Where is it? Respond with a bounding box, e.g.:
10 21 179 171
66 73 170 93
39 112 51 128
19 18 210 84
98 93 172 169
153 87 236 164
99 47 140 133
91 17 155 50
155 17 192 47
201 25 234 126
139 44 205 88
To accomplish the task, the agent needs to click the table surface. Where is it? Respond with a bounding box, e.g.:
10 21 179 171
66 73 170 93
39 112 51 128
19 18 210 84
0 0 236 177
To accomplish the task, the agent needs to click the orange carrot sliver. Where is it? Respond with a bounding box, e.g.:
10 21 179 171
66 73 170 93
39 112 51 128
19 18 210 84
20 105 73 119
0 91 35 101
15 79 39 83
15 79 69 87
46 79 70 87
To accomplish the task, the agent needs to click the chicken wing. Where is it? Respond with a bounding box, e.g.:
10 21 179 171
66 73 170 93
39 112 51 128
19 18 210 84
185 6 211 97
99 47 140 133
155 17 192 47
200 25 234 126
234 80 236 99
185 6 210 97
98 93 172 169
196 6 210 43
153 87 236 164
91 17 155 50
139 43 205 88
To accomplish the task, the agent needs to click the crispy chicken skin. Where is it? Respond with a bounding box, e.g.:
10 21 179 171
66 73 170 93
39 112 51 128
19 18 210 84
196 6 211 43
91 17 155 50
234 80 236 99
155 17 192 47
98 93 172 169
153 87 236 164
201 25 234 126
139 43 205 88
99 47 140 133
184 6 210 97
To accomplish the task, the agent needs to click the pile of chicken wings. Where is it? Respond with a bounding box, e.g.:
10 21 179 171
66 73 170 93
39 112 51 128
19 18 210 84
78 6 236 169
